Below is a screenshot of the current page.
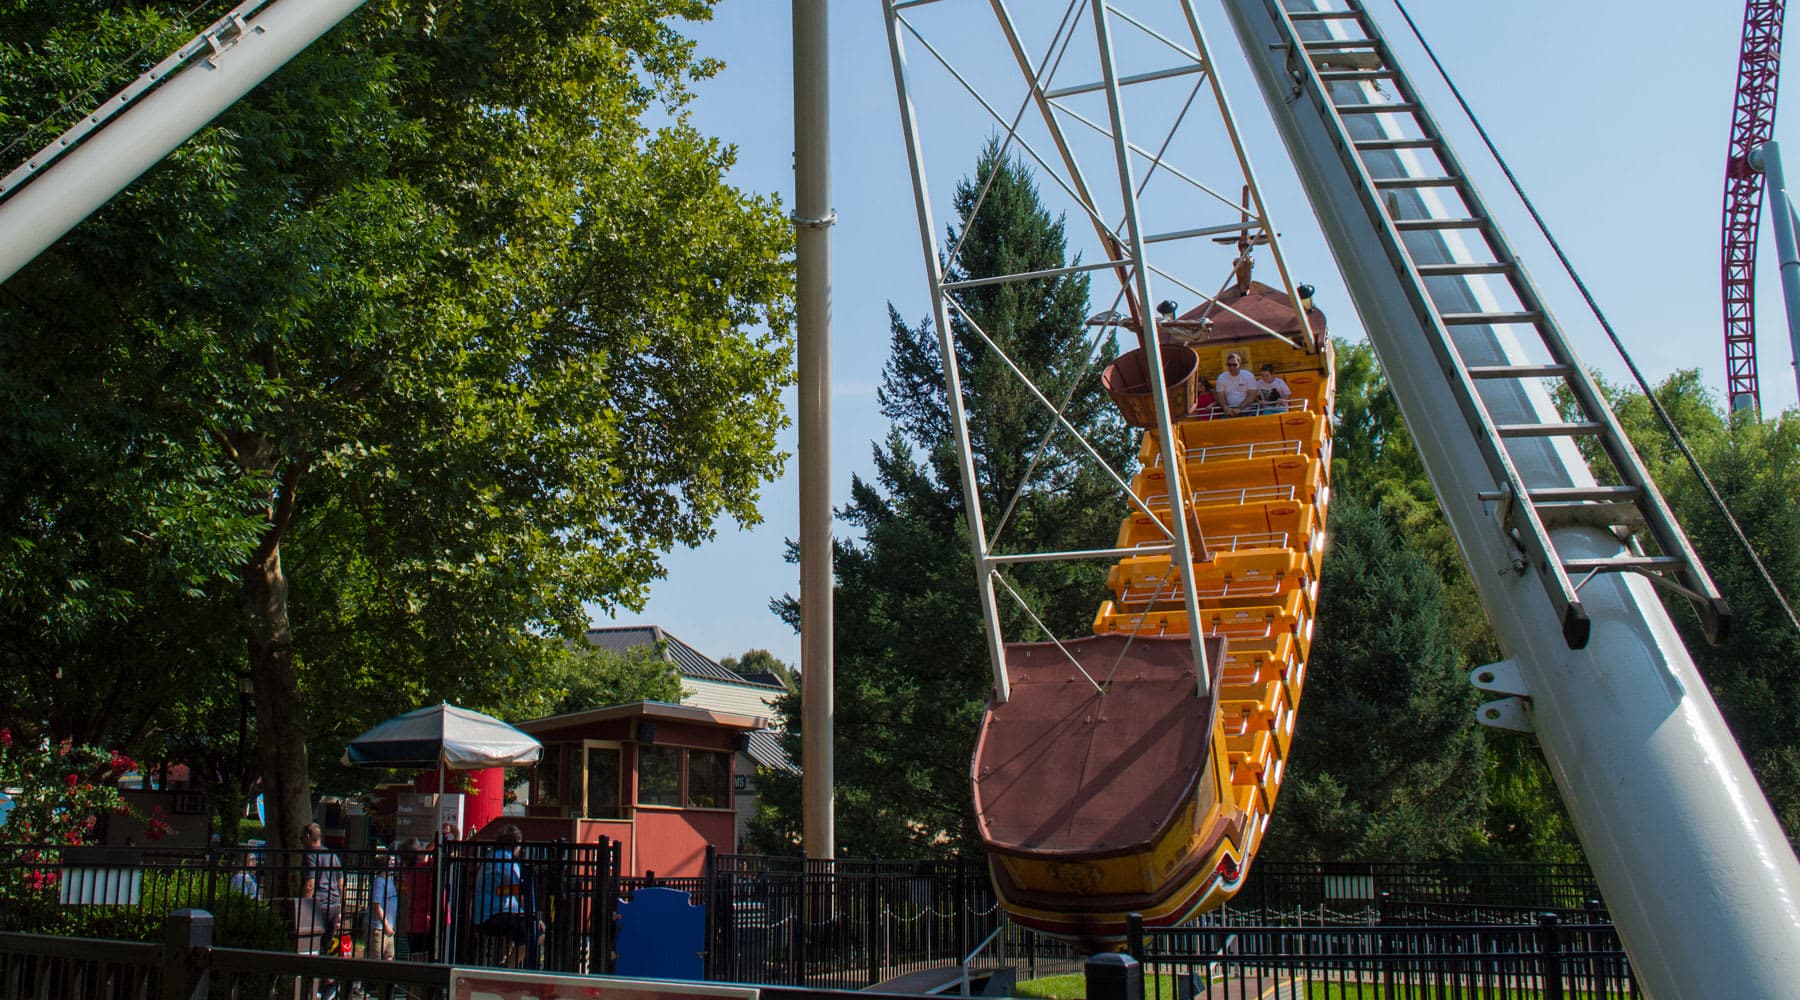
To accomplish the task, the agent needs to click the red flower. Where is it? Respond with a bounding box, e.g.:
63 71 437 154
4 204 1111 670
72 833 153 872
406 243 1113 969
22 869 60 892
0 728 11 747
63 773 78 787
109 751 136 773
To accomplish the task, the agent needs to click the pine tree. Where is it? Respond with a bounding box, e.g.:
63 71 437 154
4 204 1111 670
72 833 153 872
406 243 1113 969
752 141 1132 856
1259 489 1488 861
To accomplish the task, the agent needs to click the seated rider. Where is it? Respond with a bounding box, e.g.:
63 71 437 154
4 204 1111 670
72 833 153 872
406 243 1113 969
1254 363 1291 413
1215 352 1257 416
1191 375 1216 417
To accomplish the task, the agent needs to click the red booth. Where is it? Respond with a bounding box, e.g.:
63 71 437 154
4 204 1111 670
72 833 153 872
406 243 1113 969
504 701 764 877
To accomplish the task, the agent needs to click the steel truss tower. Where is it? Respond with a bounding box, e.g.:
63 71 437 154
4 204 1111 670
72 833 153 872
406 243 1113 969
881 0 1318 701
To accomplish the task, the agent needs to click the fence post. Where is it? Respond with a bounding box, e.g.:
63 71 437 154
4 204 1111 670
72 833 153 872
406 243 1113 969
864 869 879 987
202 846 218 915
160 908 213 1000
1377 894 1396 1000
595 837 618 976
792 866 808 988
1126 912 1145 964
954 856 968 965
702 844 717 979
1085 952 1142 1000
433 837 449 965
1537 912 1565 1000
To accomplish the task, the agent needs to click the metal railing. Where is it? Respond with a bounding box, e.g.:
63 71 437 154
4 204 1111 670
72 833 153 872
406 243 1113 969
2 844 1617 989
1225 860 1608 922
1114 910 1637 1000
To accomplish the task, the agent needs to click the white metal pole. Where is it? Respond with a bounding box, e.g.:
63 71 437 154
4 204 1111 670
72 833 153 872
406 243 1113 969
1226 2 1800 994
883 1 1013 705
1088 3 1211 690
0 0 367 285
793 0 835 861
1750 141 1800 405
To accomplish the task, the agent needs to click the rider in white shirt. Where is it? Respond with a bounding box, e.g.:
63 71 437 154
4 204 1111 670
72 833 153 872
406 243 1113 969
1254 363 1291 413
1215 352 1258 416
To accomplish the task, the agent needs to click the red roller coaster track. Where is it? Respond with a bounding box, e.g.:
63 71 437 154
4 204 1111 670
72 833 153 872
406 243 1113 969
1723 0 1786 409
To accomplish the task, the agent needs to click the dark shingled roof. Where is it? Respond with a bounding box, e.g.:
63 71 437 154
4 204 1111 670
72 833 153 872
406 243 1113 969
583 626 784 689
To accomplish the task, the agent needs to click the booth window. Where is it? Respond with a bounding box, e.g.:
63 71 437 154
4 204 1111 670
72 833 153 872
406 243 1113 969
686 750 731 809
536 746 562 808
583 743 623 819
638 746 683 807
631 745 733 809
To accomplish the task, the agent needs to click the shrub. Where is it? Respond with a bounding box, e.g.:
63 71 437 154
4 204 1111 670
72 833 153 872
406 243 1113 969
11 870 291 951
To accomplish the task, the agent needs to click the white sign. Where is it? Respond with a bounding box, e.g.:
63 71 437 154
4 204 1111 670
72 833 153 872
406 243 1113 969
449 969 759 1000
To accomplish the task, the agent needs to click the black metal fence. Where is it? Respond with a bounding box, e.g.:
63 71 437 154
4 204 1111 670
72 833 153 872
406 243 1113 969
702 854 1079 990
1119 911 1638 1000
1 844 1624 990
0 839 631 975
1226 860 1608 924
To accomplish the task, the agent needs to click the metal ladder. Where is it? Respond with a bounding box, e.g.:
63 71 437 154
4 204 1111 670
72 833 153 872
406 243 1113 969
1274 1 1729 647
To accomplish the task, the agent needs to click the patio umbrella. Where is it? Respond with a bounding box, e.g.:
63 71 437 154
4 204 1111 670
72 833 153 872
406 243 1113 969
342 702 542 777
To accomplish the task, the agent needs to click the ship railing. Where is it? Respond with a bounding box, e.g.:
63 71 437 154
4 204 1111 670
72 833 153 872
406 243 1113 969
1181 438 1303 464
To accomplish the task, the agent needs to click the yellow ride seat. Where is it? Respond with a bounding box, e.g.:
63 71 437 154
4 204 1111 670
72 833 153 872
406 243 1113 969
1106 548 1309 609
1131 455 1323 513
1093 588 1312 657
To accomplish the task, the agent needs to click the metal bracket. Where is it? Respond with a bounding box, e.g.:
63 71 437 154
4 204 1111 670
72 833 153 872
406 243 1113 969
1469 659 1527 697
1475 697 1533 733
791 209 838 229
1482 486 1527 576
1472 661 1531 732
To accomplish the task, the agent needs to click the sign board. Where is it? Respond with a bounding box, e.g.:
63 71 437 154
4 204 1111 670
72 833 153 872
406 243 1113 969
58 848 144 905
614 886 704 980
449 969 758 1000
397 792 464 844
1323 873 1375 900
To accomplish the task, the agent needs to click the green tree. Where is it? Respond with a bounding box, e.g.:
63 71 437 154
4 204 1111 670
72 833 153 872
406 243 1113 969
751 141 1129 857
528 644 684 721
720 649 795 692
1259 490 1487 861
0 0 793 849
1608 372 1800 841
1302 341 1585 863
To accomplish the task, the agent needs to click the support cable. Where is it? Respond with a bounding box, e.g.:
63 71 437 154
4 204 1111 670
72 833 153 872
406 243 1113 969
1390 0 1800 640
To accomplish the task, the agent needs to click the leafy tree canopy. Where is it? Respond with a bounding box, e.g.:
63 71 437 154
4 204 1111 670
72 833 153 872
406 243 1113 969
753 140 1127 858
0 0 793 847
1607 371 1800 841
721 649 795 693
1259 488 1487 861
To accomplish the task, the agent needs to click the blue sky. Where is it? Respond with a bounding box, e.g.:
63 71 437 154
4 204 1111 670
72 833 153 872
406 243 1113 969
606 0 1796 669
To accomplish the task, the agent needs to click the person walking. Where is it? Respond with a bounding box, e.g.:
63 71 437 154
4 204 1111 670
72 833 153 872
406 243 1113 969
474 825 534 968
301 823 345 999
368 851 399 961
398 839 437 962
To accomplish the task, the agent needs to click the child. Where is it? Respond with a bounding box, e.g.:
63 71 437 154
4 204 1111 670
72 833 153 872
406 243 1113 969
1255 363 1291 414
1191 375 1217 418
